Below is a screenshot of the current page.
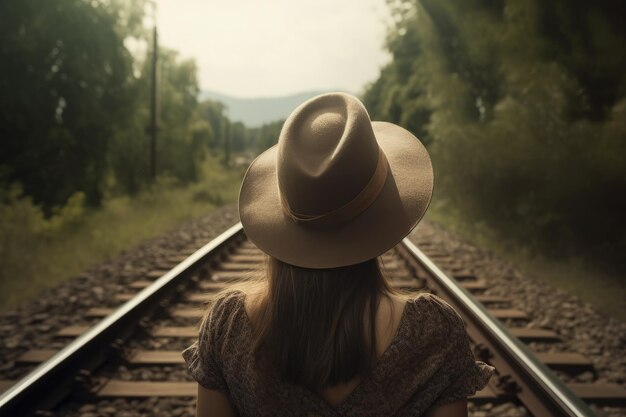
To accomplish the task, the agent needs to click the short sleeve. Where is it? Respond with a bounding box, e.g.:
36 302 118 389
425 294 495 406
182 292 241 392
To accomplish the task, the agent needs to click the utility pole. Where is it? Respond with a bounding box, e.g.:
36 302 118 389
223 120 231 167
149 25 158 180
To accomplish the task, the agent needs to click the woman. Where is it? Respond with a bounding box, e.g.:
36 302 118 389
183 93 494 416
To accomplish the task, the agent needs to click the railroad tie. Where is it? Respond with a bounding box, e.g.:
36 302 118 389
210 271 256 281
156 260 180 269
16 349 57 363
167 255 188 264
170 309 204 318
152 326 197 338
4 377 623 405
216 262 257 272
508 327 561 342
93 381 500 401
17 348 595 375
114 293 137 302
534 352 594 371
16 347 593 373
14 349 185 365
186 293 218 303
56 325 198 338
487 309 529 320
0 380 14 394
452 273 478 281
420 252 450 258
470 385 501 403
127 350 184 364
86 303 212 319
86 307 118 318
198 281 228 291
96 381 199 397
57 325 92 337
450 265 474 272
15 349 186 365
128 280 154 289
146 269 170 280
0 370 626 406
568 383 626 405
459 280 488 291
228 254 265 263
180 247 202 255
473 294 511 305
236 245 263 255
379 260 403 271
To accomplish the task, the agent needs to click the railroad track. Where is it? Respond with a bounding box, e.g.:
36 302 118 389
0 222 624 416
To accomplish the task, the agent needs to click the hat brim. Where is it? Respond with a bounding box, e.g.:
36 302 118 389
238 121 434 268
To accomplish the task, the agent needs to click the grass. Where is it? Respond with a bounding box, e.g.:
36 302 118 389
424 200 626 322
0 158 245 312
3 164 623 321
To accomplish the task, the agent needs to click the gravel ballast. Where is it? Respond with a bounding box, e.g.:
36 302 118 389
1 204 624 416
409 220 626 417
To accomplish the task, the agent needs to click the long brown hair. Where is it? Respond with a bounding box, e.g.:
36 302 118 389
246 256 395 390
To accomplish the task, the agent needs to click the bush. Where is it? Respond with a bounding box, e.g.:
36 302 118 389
0 157 245 311
364 0 626 272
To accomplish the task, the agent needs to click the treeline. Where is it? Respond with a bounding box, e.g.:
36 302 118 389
0 0 275 216
231 120 284 154
365 0 626 270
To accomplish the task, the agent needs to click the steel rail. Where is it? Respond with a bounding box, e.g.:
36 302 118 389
0 222 245 417
0 221 596 416
401 238 595 417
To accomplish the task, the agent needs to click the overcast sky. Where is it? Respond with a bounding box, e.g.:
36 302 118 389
155 0 392 98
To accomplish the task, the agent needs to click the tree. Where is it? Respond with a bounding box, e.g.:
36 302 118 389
365 0 626 269
0 0 147 210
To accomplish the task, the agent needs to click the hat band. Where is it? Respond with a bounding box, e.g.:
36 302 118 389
280 149 389 226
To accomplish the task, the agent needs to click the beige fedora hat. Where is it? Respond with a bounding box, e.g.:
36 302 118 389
238 92 433 268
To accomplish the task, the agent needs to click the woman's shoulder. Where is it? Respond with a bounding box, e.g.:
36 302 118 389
210 289 246 312
407 292 462 317
207 289 247 320
404 292 467 339
200 290 247 340
396 293 495 411
182 290 247 392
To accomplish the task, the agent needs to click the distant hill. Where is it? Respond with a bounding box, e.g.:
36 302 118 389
199 90 351 127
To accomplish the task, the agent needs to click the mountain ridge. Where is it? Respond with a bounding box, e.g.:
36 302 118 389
199 89 353 127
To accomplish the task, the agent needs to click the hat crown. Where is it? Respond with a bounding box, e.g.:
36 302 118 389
277 93 381 218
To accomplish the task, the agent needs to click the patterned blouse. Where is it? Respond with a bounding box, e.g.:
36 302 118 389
183 291 495 416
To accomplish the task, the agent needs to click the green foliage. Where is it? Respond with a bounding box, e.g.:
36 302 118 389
365 0 626 271
0 0 256 207
0 0 278 311
193 101 283 161
0 155 245 311
0 186 47 277
246 120 284 152
152 50 205 182
0 184 89 307
107 46 211 194
0 0 147 211
197 100 228 149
